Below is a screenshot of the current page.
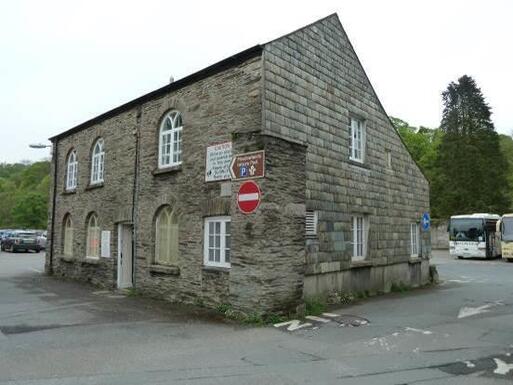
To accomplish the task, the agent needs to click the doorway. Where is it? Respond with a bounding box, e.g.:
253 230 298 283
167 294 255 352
117 224 133 288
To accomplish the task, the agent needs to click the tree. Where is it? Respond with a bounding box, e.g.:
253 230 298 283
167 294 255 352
0 161 50 228
11 192 48 229
391 117 442 183
432 75 511 218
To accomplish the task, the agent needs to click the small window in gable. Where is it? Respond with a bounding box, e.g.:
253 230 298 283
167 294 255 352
350 117 365 163
66 150 78 190
306 210 318 237
158 111 183 168
91 138 105 184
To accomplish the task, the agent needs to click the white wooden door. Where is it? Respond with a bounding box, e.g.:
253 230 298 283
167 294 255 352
118 224 133 288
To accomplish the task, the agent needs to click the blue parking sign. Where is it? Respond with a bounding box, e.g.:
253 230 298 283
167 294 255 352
422 212 430 231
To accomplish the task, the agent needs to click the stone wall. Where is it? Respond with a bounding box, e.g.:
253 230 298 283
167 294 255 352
229 133 307 313
431 221 449 249
262 14 431 296
48 106 138 287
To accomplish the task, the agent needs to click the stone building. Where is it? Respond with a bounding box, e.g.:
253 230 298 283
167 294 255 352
46 14 431 314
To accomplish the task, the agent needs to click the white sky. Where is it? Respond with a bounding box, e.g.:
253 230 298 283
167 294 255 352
1 0 512 163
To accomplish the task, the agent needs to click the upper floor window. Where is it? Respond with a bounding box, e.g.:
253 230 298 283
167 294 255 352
86 213 100 258
66 150 78 190
155 205 179 265
350 117 365 163
159 111 183 168
91 138 105 184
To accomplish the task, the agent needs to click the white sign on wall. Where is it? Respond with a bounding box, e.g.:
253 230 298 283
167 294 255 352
205 141 232 182
101 231 111 258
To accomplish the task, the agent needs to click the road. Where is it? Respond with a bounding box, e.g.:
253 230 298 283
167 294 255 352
0 250 512 384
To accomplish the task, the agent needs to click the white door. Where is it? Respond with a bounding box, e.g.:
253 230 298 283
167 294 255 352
118 224 133 288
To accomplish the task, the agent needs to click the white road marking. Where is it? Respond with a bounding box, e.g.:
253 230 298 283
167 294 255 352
273 320 313 331
405 327 433 335
29 268 42 273
463 360 475 368
456 301 503 319
493 358 513 375
322 313 340 318
305 315 330 323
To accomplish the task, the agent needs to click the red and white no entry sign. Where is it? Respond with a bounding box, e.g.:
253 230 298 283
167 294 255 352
237 180 262 214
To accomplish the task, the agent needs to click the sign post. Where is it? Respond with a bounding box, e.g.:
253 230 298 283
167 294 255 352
237 181 262 214
230 150 265 181
422 212 430 231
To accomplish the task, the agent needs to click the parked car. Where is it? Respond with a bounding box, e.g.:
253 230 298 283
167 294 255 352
36 233 47 250
1 231 41 253
0 229 13 245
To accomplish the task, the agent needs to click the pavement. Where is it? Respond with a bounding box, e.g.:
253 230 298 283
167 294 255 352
1 250 513 384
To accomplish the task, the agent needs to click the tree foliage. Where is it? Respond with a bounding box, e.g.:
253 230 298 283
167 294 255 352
393 75 511 219
0 161 50 229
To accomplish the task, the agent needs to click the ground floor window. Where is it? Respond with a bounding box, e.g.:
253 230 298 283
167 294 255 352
411 223 419 257
63 215 73 256
352 215 366 261
204 216 231 268
155 205 179 265
86 213 100 258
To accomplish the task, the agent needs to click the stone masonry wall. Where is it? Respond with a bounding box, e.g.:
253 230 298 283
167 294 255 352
48 107 138 287
229 133 307 313
262 14 431 295
134 56 263 309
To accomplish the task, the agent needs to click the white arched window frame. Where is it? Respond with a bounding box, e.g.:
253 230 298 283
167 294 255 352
66 150 78 190
155 206 179 265
63 215 73 256
158 111 183 168
86 213 100 258
90 138 105 184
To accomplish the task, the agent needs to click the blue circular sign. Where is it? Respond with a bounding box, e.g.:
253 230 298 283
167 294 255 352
422 212 430 231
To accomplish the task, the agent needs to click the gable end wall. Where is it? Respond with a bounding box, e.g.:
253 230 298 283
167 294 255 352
262 15 431 295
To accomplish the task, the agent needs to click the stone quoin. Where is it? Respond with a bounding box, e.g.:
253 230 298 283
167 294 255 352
45 14 431 315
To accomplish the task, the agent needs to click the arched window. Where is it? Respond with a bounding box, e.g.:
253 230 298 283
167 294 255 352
66 150 78 190
86 213 100 258
158 111 183 168
155 206 179 265
90 138 105 184
63 215 73 256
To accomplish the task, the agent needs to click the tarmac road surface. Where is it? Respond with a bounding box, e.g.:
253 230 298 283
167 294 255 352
0 250 512 384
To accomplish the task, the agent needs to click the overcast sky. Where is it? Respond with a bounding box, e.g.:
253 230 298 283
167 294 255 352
1 0 512 163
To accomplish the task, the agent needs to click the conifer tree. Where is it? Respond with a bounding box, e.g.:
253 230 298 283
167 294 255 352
431 75 510 218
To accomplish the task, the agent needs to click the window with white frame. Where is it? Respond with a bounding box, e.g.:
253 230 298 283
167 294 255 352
350 117 365 163
351 215 366 260
155 206 179 265
158 111 183 168
86 213 100 258
66 150 78 190
410 223 419 257
63 215 73 256
90 138 105 184
204 217 231 268
306 210 318 236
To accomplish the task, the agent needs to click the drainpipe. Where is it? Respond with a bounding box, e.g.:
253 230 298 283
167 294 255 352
48 139 58 274
131 108 142 288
